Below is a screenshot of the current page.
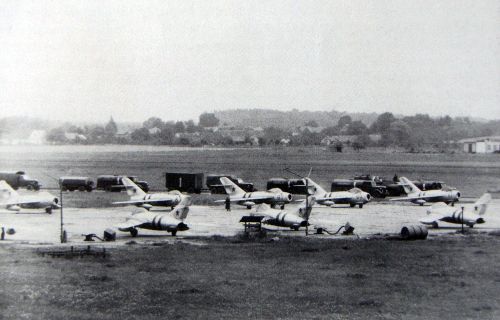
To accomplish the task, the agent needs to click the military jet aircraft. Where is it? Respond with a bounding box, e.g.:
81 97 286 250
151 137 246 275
420 193 491 228
115 195 191 237
217 177 293 209
0 180 60 214
113 177 187 210
390 177 460 206
305 178 371 208
244 196 315 231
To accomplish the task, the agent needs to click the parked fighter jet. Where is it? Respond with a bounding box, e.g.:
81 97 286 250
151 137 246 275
217 177 293 209
113 177 187 210
420 193 491 228
0 180 60 214
244 196 315 231
390 177 460 206
115 195 191 237
305 178 371 208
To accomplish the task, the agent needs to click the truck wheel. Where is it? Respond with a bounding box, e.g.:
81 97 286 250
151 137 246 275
78 186 85 192
27 185 32 191
86 187 93 192
34 185 40 191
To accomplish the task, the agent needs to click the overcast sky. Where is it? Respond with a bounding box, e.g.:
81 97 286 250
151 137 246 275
1 0 499 123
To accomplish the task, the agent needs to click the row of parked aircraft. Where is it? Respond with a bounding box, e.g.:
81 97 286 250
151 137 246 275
0 175 489 238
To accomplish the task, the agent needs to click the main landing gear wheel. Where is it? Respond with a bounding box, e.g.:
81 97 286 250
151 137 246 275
358 204 363 208
432 222 439 229
350 203 355 208
280 205 285 210
291 226 300 231
171 230 177 236
45 208 52 214
130 228 138 237
246 205 252 209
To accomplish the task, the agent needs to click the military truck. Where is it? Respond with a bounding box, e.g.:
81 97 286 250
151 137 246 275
0 171 40 190
206 174 254 194
96 175 149 192
331 179 388 198
59 176 94 192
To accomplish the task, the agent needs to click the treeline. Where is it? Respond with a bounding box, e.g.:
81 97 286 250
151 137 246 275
36 111 500 152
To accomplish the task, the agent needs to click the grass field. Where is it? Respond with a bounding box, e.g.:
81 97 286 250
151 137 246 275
1 234 500 320
1 145 499 198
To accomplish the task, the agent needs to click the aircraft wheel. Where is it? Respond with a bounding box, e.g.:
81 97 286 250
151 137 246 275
27 185 33 191
130 228 138 237
420 203 424 206
246 205 251 209
358 204 363 208
280 205 285 210
45 208 52 214
350 203 355 208
432 222 439 229
171 230 177 236
451 202 455 207
292 226 300 231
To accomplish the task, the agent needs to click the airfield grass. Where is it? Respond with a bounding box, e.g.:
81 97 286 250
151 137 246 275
1 233 500 320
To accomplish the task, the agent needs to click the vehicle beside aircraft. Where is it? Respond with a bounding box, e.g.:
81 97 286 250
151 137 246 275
113 177 187 210
420 193 491 228
306 178 371 208
390 177 460 206
0 180 60 213
114 195 191 237
216 177 293 209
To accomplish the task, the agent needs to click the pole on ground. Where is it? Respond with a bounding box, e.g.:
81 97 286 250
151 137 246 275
60 188 65 243
461 206 464 234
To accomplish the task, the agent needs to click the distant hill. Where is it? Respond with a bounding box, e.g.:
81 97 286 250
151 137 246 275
214 109 379 129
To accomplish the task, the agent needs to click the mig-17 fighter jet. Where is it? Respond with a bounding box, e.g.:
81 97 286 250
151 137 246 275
390 177 460 206
305 178 371 208
216 177 293 209
0 180 60 214
113 177 188 210
243 196 315 231
114 195 191 237
420 193 491 228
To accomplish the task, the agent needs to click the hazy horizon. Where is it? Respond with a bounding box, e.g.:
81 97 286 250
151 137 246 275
1 1 499 123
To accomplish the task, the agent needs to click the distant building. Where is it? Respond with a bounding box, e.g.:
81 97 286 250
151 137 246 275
460 136 500 153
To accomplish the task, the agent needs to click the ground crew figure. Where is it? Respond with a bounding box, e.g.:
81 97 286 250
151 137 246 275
1 227 5 240
393 174 399 183
225 196 231 212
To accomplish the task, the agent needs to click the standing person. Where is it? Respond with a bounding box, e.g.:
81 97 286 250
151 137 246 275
1 227 5 240
393 174 399 183
225 196 231 212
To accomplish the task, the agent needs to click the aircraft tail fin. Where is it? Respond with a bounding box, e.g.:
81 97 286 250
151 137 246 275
171 195 191 220
305 178 326 196
399 177 421 195
0 180 18 201
294 196 315 219
121 177 147 198
474 193 492 215
219 177 245 196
